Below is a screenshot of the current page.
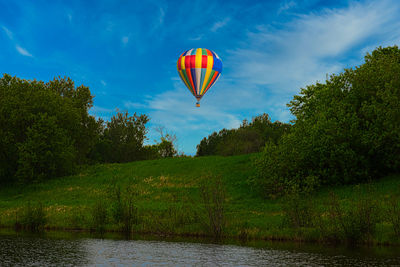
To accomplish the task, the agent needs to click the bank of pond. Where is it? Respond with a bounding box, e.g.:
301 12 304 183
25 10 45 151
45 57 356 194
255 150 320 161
0 155 399 246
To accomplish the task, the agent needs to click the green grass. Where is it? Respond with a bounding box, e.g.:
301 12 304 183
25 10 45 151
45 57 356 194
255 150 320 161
0 154 399 244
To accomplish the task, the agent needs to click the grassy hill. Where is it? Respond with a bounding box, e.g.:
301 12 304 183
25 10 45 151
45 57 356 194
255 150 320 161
0 154 399 244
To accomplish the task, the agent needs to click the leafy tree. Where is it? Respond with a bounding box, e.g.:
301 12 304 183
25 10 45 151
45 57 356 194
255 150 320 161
196 113 290 156
93 111 150 163
0 74 100 183
254 46 400 197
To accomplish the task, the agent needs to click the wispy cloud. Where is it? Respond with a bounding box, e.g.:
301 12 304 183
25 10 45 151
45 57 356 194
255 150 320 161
1 26 13 39
124 101 147 109
158 7 165 26
188 34 203 41
121 36 129 45
277 1 297 14
67 13 72 23
210 17 231 32
129 84 242 147
16 45 33 57
2 25 33 57
100 80 107 86
228 0 400 95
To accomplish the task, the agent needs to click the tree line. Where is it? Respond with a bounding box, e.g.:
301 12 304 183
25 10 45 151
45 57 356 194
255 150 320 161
0 74 176 184
196 114 291 156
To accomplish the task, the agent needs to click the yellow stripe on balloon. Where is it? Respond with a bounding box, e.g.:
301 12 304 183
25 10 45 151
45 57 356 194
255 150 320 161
181 56 186 70
200 55 213 94
195 48 202 68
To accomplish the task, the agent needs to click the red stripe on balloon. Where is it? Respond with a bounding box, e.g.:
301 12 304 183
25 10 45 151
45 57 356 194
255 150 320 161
177 56 181 71
184 56 190 69
201 55 207 68
190 55 196 68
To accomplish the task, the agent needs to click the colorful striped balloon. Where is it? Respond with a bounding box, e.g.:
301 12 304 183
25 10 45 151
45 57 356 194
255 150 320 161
177 48 222 107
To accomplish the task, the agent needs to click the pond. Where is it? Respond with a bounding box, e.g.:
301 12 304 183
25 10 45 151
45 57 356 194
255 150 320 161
0 230 399 266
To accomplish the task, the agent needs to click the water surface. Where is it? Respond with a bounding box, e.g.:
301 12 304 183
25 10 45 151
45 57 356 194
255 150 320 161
0 230 399 266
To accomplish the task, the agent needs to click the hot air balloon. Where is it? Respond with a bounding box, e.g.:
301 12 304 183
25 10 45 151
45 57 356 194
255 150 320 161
177 48 222 107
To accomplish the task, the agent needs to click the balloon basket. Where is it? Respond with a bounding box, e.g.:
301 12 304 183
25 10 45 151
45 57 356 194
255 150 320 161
196 102 200 107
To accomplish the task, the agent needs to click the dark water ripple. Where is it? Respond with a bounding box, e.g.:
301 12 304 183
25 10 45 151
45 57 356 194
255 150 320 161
0 232 399 266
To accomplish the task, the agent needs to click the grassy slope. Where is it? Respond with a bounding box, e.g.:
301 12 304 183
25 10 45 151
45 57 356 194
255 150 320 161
0 154 399 243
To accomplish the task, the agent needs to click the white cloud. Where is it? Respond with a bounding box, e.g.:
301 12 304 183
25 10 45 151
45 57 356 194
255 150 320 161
146 86 241 131
228 0 400 95
210 17 231 32
158 7 165 26
278 1 297 14
100 80 107 86
15 45 33 57
124 101 147 109
188 34 203 41
1 26 13 39
122 36 129 45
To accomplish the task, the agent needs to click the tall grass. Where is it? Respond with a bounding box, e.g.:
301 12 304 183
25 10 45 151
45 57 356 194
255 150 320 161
322 190 378 244
90 199 108 233
200 175 226 239
17 202 47 232
385 191 400 238
282 192 315 229
110 184 138 234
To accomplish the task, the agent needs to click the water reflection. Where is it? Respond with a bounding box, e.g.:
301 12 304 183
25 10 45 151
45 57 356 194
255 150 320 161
0 232 88 266
0 230 399 266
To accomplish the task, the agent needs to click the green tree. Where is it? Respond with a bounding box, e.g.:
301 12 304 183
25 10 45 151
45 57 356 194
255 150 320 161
0 74 100 183
254 46 400 197
196 113 290 156
95 111 150 163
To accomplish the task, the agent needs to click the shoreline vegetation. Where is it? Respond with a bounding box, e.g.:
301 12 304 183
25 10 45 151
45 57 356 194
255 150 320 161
0 154 399 246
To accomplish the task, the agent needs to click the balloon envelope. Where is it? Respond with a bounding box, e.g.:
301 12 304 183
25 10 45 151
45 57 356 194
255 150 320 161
177 48 222 106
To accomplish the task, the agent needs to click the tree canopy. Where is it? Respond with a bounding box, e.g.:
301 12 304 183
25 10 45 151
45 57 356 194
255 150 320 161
254 46 400 197
0 74 176 184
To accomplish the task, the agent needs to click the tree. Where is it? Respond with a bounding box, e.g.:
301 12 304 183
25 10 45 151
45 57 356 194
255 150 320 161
254 46 400 197
0 74 100 183
196 113 290 156
94 111 150 163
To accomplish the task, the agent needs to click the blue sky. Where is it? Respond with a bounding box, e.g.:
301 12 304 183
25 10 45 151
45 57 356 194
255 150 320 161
1 0 400 154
